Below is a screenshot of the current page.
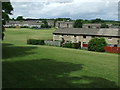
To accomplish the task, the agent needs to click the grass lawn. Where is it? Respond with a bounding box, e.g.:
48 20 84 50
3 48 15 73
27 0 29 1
2 28 118 88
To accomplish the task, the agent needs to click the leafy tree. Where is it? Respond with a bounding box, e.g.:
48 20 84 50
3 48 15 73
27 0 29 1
100 23 109 28
56 18 64 21
20 20 23 22
91 18 104 23
2 1 13 40
16 16 24 20
41 20 51 28
73 19 83 28
88 38 107 52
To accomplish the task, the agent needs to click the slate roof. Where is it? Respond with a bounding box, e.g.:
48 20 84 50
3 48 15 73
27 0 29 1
53 28 120 37
83 24 113 26
56 21 74 24
83 24 101 26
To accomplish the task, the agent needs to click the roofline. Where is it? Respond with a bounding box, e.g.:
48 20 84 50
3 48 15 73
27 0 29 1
53 33 120 38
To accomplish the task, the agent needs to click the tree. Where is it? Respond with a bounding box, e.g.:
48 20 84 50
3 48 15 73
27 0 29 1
73 19 83 28
2 1 13 40
91 18 104 23
100 23 109 28
88 38 107 52
16 16 24 20
41 20 51 28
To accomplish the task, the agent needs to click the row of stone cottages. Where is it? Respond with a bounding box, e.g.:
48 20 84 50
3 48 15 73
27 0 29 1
5 20 55 28
53 28 120 48
5 20 117 29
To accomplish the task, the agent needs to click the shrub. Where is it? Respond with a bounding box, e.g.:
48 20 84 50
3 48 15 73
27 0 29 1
20 26 29 28
27 39 45 45
37 40 44 45
100 23 109 28
6 26 15 28
88 37 107 52
28 39 37 45
73 19 83 28
41 24 51 28
30 26 39 29
61 38 65 43
64 42 72 48
72 43 80 49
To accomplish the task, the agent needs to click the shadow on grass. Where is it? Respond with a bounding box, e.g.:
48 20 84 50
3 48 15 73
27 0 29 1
2 43 37 59
2 58 118 88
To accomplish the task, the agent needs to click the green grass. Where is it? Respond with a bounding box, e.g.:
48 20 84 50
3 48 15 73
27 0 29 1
2 28 118 88
3 28 55 45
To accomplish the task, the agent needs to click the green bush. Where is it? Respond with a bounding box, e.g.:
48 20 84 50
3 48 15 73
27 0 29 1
64 42 72 48
100 23 109 28
28 39 45 45
73 19 83 28
37 40 44 45
41 24 51 28
61 38 65 43
88 37 107 52
30 26 39 29
72 43 80 49
20 26 29 28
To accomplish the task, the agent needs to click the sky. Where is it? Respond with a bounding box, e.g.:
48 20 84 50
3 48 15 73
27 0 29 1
9 0 120 20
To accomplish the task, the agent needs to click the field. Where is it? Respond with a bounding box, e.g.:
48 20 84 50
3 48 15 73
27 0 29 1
2 28 118 88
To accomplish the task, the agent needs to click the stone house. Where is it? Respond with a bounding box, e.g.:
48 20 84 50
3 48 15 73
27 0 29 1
5 21 43 28
53 28 120 48
83 24 101 29
55 21 74 28
83 24 113 29
46 20 55 26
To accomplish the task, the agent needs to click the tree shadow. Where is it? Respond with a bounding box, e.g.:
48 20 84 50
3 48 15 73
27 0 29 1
2 43 38 59
2 58 118 88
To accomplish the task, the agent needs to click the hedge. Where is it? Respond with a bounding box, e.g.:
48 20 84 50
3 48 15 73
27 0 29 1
72 43 80 49
63 42 72 48
27 39 44 45
20 26 29 28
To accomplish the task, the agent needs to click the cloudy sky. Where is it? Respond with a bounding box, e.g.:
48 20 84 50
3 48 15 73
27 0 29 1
10 0 119 20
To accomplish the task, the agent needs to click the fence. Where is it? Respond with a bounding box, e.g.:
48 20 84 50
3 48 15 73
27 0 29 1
83 44 88 47
104 46 120 53
44 40 62 47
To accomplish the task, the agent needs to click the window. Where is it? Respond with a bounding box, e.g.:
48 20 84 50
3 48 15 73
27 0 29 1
67 24 69 28
92 36 95 38
88 26 91 28
117 40 120 44
58 23 60 28
83 42 87 44
83 36 86 38
108 37 112 40
74 35 76 37
114 45 117 47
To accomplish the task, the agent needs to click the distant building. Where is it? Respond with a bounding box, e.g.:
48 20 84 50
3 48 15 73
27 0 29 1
53 28 120 48
5 21 43 28
46 20 55 26
55 21 74 28
83 24 113 29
